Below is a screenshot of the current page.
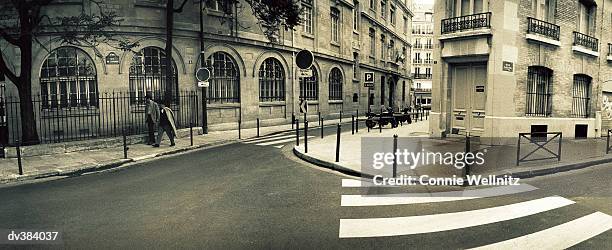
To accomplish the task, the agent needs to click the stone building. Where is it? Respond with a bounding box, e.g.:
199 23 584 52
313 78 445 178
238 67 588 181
411 2 434 109
0 0 413 143
430 0 612 138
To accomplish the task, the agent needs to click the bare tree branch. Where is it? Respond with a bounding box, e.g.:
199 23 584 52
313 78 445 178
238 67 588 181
0 27 19 46
173 0 189 12
0 52 19 85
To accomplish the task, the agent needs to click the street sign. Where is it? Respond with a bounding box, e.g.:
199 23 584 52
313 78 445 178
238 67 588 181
196 67 211 82
364 72 374 88
197 81 209 88
296 50 314 69
298 68 313 78
299 99 308 113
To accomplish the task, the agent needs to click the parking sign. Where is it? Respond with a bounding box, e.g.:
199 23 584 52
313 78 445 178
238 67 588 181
364 72 374 88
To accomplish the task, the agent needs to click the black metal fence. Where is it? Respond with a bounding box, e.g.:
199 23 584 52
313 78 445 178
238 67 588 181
2 91 199 145
527 17 560 41
441 12 491 34
516 132 562 166
573 31 598 52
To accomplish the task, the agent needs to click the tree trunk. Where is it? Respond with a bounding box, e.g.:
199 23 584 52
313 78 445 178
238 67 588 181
18 33 40 145
164 0 175 107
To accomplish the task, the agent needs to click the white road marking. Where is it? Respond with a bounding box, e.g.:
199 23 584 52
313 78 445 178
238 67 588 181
342 178 384 187
273 145 283 149
256 137 313 146
469 212 612 250
341 184 538 207
243 134 295 144
338 196 575 238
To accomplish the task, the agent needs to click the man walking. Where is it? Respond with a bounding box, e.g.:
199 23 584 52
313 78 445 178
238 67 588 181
152 104 177 147
144 95 159 145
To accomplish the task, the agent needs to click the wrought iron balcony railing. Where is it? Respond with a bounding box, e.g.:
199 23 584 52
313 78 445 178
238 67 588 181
527 17 560 40
413 73 432 79
573 31 598 52
441 12 491 34
413 59 423 64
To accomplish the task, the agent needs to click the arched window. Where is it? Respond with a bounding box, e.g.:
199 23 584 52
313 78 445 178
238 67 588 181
129 47 178 104
299 66 318 101
526 66 553 116
572 74 591 118
206 52 240 103
40 47 98 109
329 67 343 101
259 58 286 102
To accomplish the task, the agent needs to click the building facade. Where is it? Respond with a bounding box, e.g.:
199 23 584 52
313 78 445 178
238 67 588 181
411 2 434 109
0 0 413 144
431 0 612 138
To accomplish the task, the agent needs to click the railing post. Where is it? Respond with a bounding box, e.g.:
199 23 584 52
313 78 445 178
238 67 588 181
557 133 562 161
335 124 341 162
295 119 300 146
304 121 308 154
393 134 398 178
16 140 23 175
516 134 521 166
351 115 355 135
123 129 129 159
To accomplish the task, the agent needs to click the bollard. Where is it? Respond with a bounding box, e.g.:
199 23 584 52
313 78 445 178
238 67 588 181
351 115 355 135
393 134 398 178
318 112 321 126
421 108 423 121
16 140 23 175
238 119 242 139
296 119 300 146
321 117 324 138
464 135 471 178
122 129 129 159
257 118 260 137
305 121 308 153
292 113 295 130
190 123 194 146
340 111 343 123
379 120 382 133
355 116 359 133
335 124 341 162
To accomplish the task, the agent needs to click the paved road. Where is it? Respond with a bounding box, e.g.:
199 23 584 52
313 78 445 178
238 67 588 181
0 123 610 249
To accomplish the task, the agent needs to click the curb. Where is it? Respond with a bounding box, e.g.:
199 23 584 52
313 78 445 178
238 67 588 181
292 146 612 182
0 140 236 185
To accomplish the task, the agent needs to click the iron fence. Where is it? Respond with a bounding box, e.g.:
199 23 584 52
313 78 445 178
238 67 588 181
2 91 199 146
516 132 562 166
527 17 560 41
441 12 491 34
573 31 598 52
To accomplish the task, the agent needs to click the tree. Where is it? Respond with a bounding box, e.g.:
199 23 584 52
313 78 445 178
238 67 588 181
163 0 188 107
0 0 136 145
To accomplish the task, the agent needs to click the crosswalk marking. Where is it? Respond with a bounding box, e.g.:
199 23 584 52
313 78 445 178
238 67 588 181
469 212 612 250
338 196 575 238
256 136 313 146
340 184 538 207
242 134 295 144
342 178 380 187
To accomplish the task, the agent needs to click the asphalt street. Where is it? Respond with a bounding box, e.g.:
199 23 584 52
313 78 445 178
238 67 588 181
0 122 610 249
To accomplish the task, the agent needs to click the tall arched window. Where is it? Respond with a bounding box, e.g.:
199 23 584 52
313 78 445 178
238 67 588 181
259 58 286 102
129 47 178 104
329 67 343 101
40 47 98 109
299 66 318 101
206 52 240 103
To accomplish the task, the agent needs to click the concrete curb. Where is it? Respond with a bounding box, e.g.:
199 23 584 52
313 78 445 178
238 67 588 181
292 146 612 182
0 139 237 185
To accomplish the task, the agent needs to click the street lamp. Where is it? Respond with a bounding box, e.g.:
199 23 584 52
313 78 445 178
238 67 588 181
199 0 208 134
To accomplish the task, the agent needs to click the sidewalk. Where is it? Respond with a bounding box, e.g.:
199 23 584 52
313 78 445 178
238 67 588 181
0 116 355 185
294 120 612 179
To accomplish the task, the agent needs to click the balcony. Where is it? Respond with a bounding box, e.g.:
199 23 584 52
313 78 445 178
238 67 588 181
413 73 432 79
424 59 433 64
572 31 599 57
413 59 423 64
526 17 560 46
608 43 612 61
441 12 491 35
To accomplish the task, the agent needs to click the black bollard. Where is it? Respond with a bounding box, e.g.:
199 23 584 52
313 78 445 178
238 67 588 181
238 119 242 139
296 119 300 146
340 111 343 123
190 123 194 146
292 113 295 129
393 134 398 178
335 124 341 162
305 121 308 153
257 118 260 137
351 115 355 135
123 129 129 159
379 120 382 133
16 140 23 175
321 117 324 138
318 112 321 126
464 135 471 178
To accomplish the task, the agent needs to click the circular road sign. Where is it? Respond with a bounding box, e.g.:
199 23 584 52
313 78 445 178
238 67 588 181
196 67 211 82
296 49 314 69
